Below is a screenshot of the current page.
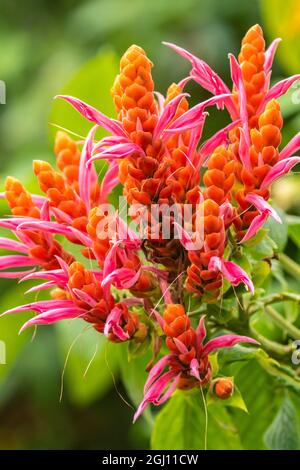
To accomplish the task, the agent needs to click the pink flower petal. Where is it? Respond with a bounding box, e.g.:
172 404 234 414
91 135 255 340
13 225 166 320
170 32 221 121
0 255 37 270
55 95 126 137
133 370 179 423
265 38 282 73
173 221 204 251
196 315 207 347
1 299 74 317
0 269 35 279
163 94 231 135
153 92 190 140
20 307 86 332
189 358 201 381
260 156 300 188
203 334 259 356
144 354 173 393
79 125 98 211
88 142 143 163
101 267 140 289
245 193 282 223
72 288 98 307
163 41 237 118
104 306 129 341
99 161 119 203
200 120 240 166
25 281 56 294
0 237 28 254
279 132 300 160
208 256 254 294
239 212 268 244
258 75 300 113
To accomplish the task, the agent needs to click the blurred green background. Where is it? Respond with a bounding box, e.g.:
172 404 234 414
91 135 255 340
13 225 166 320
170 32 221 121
0 0 300 450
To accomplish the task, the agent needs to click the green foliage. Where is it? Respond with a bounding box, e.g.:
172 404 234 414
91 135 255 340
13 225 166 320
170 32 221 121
264 393 300 450
151 389 242 450
49 50 118 141
261 0 300 75
55 321 119 406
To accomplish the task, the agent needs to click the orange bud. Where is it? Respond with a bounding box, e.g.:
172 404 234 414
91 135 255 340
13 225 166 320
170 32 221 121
214 378 234 399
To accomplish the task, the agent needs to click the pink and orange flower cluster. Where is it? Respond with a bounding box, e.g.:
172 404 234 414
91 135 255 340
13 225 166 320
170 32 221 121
1 25 299 419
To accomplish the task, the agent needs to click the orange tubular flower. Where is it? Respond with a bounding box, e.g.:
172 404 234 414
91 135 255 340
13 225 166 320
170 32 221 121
234 99 283 240
235 24 266 128
203 145 235 205
186 199 224 301
112 46 191 272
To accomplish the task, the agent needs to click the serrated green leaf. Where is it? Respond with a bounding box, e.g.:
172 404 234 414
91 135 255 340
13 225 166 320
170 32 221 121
230 360 282 449
264 393 300 450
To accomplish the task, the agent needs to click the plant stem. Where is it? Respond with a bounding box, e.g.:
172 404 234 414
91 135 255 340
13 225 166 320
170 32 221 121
265 306 300 340
263 292 300 305
250 326 293 356
278 253 300 280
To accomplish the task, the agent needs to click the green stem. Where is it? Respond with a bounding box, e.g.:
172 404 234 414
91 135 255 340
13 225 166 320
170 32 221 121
250 326 293 356
265 306 300 340
278 253 300 280
263 292 300 305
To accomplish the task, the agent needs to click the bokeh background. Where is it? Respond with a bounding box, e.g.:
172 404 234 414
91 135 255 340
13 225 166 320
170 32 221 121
0 0 299 449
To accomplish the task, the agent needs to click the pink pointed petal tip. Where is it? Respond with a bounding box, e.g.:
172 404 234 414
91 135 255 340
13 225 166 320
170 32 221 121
173 222 204 251
265 38 282 73
239 193 282 243
163 94 232 136
209 256 254 294
260 156 300 188
55 95 126 137
153 92 190 140
79 124 98 211
203 334 259 356
19 306 86 333
133 370 179 423
279 132 300 160
259 75 300 111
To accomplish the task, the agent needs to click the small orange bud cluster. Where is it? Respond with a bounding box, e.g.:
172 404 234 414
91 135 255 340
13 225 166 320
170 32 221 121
4 177 74 270
214 377 234 400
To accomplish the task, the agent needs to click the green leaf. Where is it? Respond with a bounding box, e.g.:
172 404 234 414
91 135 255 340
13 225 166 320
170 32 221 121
49 49 118 140
250 309 283 342
264 393 300 450
230 360 281 449
261 0 300 75
56 320 119 406
151 389 242 450
288 223 300 249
